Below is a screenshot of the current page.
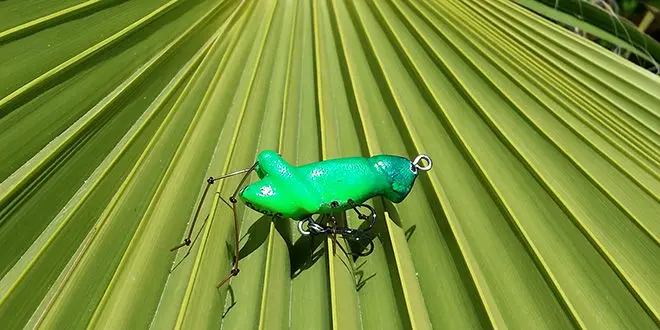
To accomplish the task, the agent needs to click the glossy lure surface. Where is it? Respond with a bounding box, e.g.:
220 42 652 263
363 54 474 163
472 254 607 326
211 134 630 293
170 150 432 288
238 150 431 219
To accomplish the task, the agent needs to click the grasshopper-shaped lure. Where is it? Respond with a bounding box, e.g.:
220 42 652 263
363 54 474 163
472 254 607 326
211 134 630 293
170 150 432 288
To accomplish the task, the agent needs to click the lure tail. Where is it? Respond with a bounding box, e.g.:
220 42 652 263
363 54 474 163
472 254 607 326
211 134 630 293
370 154 432 203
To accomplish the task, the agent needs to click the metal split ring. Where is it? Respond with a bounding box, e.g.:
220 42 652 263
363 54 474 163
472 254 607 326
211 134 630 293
298 217 326 235
412 154 432 171
297 218 310 235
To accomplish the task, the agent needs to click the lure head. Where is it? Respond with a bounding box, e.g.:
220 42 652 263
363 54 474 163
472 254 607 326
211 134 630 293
237 150 323 219
239 179 290 217
370 154 432 203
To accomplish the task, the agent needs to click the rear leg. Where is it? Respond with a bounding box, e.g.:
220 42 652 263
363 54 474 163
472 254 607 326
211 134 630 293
169 162 258 289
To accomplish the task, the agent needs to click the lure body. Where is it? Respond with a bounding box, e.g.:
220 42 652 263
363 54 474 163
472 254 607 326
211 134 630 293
238 150 421 219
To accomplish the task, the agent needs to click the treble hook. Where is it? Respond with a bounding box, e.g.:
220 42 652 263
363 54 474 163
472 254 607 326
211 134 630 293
335 227 375 257
297 216 375 257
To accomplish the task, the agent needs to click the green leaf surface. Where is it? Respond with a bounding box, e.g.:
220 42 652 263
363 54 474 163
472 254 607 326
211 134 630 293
1 0 659 329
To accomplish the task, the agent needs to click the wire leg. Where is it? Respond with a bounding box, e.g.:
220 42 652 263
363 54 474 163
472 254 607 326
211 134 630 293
170 177 216 252
216 162 258 288
170 163 257 274
170 166 256 252
215 200 240 288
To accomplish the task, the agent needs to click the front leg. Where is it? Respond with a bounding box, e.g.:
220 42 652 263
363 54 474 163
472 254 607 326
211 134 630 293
216 161 259 288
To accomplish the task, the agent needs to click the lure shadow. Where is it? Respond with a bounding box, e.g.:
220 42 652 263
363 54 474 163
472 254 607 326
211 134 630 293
354 260 376 291
221 285 236 318
404 225 417 242
216 217 270 319
290 234 326 278
238 215 271 259
384 201 403 227
170 214 271 274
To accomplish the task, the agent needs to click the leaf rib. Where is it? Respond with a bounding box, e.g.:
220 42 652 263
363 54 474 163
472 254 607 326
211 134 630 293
258 0 299 328
0 0 181 115
0 0 105 43
412 0 660 321
445 0 660 174
34 19 224 328
328 0 431 328
0 3 228 307
176 1 278 327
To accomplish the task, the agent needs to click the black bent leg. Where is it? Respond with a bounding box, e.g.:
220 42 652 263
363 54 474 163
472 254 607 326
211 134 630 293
170 166 256 252
216 162 258 288
168 162 258 289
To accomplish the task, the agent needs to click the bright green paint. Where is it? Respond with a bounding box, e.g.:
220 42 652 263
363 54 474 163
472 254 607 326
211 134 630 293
239 150 422 219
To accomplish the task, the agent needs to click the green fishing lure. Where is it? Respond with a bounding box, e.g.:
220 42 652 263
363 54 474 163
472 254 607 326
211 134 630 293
170 150 432 288
238 150 430 219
